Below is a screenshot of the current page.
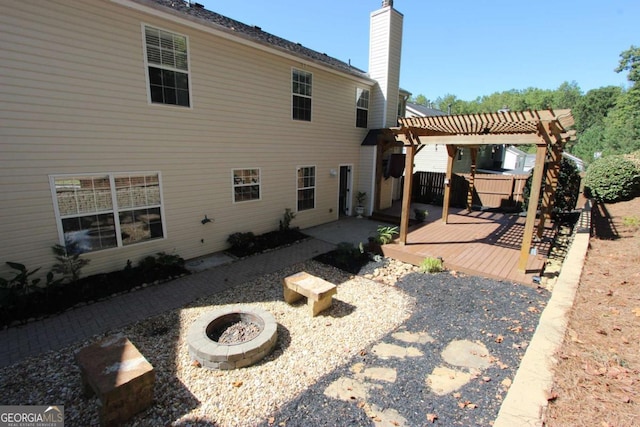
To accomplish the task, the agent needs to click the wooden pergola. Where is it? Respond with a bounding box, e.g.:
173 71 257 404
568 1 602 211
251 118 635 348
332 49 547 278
392 109 576 272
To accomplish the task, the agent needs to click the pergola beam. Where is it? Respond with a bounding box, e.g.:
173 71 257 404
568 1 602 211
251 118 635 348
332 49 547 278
409 132 543 145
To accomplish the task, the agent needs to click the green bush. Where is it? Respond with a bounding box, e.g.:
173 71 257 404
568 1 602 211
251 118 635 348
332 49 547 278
375 225 398 244
523 157 582 213
419 257 444 273
0 252 188 327
227 232 256 253
279 208 296 231
51 243 90 283
313 242 370 274
584 155 640 202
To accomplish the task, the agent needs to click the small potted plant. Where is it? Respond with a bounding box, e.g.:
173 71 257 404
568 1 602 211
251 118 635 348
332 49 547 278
414 208 428 222
355 191 367 218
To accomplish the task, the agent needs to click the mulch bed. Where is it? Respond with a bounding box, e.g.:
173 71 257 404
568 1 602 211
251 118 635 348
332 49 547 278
545 198 640 426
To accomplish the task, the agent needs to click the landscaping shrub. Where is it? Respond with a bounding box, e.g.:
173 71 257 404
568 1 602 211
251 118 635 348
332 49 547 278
226 228 308 258
313 242 370 274
227 232 256 256
375 225 399 244
51 243 90 283
419 257 444 274
279 208 296 231
584 155 640 202
0 252 189 327
227 209 305 258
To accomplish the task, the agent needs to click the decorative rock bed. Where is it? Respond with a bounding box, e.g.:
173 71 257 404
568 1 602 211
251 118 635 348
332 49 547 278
187 306 278 370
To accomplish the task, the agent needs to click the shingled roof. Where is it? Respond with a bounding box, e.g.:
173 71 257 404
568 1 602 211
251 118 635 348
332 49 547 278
135 0 369 80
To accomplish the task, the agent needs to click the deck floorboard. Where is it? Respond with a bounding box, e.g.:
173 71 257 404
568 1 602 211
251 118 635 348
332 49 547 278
378 205 554 285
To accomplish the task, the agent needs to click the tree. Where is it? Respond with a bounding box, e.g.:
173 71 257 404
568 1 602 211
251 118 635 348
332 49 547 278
412 94 430 106
433 93 462 114
602 46 640 155
615 45 640 84
570 125 606 163
572 86 621 134
553 81 583 110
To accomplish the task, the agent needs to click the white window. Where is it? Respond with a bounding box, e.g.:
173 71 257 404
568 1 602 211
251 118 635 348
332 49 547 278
51 173 164 254
292 69 312 121
297 166 315 211
232 168 261 202
143 25 190 107
356 88 369 128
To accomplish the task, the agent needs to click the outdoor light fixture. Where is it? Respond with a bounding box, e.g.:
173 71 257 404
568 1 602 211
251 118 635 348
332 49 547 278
457 148 463 160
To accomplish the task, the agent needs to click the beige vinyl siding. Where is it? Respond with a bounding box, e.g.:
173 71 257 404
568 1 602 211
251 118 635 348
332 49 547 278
385 10 403 128
357 146 377 216
368 7 403 128
1 0 372 276
368 10 388 129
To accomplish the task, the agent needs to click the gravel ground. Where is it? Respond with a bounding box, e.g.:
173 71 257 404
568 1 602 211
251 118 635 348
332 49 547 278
263 260 549 426
0 258 548 426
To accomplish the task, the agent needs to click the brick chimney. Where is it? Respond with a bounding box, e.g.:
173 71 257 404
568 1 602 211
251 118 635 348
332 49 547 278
368 1 403 128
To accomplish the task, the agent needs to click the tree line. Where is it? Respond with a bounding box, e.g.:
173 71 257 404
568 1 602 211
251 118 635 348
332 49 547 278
410 46 640 165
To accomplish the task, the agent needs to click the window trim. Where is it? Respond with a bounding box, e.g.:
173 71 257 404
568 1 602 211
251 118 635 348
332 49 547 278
291 68 312 122
50 171 166 253
232 168 262 203
296 165 316 212
356 87 370 128
142 23 193 108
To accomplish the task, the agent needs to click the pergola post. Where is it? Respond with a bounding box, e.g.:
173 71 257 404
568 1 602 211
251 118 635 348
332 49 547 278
399 143 415 245
518 143 548 272
442 144 456 223
467 147 478 211
537 143 562 238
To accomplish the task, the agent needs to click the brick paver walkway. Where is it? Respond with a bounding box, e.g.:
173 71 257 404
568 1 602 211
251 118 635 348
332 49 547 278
0 239 335 369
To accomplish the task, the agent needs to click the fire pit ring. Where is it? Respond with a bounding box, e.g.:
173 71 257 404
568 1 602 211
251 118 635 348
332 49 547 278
187 306 278 370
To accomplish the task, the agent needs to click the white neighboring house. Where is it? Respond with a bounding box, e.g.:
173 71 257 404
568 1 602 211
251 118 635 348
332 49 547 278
0 0 405 276
502 146 533 172
503 145 585 174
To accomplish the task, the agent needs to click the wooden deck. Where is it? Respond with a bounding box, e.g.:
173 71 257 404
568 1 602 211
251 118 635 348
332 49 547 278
378 204 555 285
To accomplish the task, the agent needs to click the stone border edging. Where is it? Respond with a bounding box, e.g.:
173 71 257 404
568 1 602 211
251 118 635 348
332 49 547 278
494 203 592 427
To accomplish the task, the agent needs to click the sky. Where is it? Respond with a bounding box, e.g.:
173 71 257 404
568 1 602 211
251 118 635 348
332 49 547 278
200 1 638 102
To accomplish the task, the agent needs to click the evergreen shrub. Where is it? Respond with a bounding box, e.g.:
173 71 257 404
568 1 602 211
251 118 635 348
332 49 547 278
584 155 640 202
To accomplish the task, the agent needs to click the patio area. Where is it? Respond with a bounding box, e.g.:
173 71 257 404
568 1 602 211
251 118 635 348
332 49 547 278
376 202 554 285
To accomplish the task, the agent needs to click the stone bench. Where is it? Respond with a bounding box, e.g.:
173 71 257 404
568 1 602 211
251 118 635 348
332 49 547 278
283 271 337 316
75 336 155 426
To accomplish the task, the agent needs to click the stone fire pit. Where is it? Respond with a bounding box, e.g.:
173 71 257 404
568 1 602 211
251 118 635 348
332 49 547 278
187 306 278 370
